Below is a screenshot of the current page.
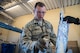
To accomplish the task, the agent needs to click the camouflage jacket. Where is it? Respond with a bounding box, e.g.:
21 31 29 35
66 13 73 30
20 19 56 53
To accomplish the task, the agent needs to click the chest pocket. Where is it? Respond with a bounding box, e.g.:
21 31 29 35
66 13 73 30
42 24 52 36
31 26 42 35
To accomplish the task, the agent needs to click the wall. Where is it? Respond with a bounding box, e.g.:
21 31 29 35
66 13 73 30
0 15 10 42
0 28 9 41
64 5 80 49
8 4 80 49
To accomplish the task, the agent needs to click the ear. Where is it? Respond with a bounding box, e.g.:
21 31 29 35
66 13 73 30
33 8 35 13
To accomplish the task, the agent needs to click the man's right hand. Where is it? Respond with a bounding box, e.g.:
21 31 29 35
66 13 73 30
63 16 79 24
35 38 47 52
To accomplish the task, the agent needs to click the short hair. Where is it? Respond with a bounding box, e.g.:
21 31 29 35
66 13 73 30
34 2 45 8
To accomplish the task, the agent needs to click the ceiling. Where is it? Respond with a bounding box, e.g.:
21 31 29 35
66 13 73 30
0 0 80 23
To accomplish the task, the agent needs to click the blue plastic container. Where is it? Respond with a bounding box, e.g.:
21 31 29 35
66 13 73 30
1 43 16 53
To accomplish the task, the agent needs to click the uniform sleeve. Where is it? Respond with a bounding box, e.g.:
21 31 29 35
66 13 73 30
20 25 32 50
50 24 56 46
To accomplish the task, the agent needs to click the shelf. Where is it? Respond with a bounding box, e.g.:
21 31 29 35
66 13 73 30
0 22 22 33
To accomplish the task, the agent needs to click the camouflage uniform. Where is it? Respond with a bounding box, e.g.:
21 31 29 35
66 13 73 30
19 19 56 53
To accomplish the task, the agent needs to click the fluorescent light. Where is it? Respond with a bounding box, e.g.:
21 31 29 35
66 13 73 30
27 0 34 2
5 5 19 11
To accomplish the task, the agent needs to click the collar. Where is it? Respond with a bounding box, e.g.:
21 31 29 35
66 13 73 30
33 19 45 26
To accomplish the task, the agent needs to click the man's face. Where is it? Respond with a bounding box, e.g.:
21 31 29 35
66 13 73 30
34 6 46 20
